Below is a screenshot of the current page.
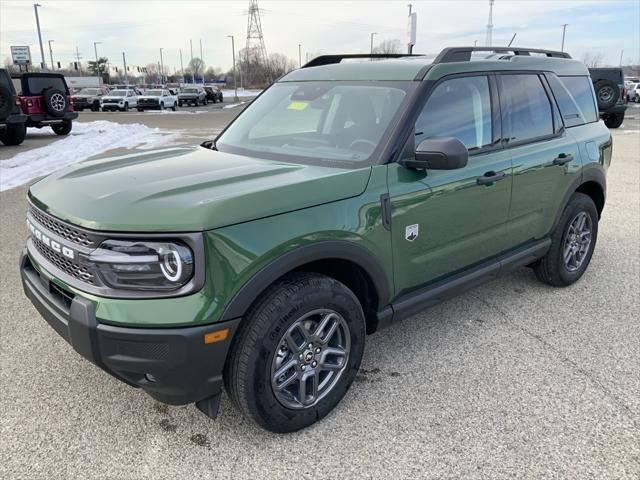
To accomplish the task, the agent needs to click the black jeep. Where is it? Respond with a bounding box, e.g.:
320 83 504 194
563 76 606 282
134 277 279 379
0 68 27 146
12 73 78 136
589 68 627 128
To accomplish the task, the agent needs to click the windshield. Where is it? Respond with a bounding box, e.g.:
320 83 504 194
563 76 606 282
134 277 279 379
182 88 199 93
77 88 99 95
109 90 128 96
216 81 410 166
145 90 163 96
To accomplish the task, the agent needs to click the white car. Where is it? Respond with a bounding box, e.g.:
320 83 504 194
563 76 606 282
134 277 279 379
625 83 640 102
100 89 138 112
136 89 178 111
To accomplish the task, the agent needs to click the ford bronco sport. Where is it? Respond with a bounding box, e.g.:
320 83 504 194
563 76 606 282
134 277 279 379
0 68 27 146
20 47 611 433
12 72 78 135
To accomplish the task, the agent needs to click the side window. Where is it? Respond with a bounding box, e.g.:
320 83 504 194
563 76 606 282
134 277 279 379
415 76 492 151
545 73 585 128
559 76 598 123
499 74 553 143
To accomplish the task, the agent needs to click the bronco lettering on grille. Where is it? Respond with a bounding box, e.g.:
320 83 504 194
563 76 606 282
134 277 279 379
27 219 75 260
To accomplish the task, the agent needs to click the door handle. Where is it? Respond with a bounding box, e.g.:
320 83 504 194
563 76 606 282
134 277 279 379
553 153 573 166
477 171 506 185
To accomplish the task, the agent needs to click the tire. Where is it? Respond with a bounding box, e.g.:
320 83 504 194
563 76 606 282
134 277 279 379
224 272 366 433
160 102 164 110
123 102 129 112
0 123 27 146
172 102 177 111
51 120 72 136
0 85 14 118
43 88 67 118
91 102 100 112
594 80 619 110
533 193 598 287
178 101 183 107
604 112 624 129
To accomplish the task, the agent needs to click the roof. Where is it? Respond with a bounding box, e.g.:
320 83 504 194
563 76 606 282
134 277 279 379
279 47 589 83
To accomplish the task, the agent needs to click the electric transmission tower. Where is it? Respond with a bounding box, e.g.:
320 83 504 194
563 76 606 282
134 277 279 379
245 0 271 84
485 0 495 47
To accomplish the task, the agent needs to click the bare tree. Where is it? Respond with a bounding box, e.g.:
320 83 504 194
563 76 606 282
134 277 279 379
373 39 402 54
582 52 605 68
187 57 205 81
269 52 296 79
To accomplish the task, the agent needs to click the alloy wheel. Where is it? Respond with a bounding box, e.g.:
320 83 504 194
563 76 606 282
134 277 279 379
563 211 592 272
51 93 66 112
270 309 350 409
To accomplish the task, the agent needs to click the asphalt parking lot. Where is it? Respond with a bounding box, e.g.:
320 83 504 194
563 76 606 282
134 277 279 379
0 108 638 479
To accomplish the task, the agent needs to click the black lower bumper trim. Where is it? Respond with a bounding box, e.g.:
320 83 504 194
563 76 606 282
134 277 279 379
20 252 241 409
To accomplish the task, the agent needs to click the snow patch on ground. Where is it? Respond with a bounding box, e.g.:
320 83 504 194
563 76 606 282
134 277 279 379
223 101 248 109
0 121 177 192
220 88 262 97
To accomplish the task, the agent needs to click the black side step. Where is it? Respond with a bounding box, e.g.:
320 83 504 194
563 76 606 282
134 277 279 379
388 239 551 324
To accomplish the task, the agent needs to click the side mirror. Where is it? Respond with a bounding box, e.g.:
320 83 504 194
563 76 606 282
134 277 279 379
400 137 469 170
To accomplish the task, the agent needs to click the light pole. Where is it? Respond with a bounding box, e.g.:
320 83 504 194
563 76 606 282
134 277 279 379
298 44 302 68
122 52 128 86
561 24 569 52
48 40 54 70
227 35 238 102
619 49 624 67
179 49 185 84
370 32 377 55
33 4 46 70
159 47 164 85
199 39 204 81
190 39 195 83
94 41 102 77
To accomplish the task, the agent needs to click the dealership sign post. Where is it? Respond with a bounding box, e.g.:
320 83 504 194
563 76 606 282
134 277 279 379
11 46 32 70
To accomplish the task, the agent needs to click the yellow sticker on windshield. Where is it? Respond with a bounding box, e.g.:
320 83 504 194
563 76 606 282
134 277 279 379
288 101 309 110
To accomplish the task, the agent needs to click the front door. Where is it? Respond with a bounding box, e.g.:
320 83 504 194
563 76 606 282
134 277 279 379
387 74 513 297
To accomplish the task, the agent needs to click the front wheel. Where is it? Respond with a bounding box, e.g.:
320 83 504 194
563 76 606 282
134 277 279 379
123 102 129 112
172 102 177 111
51 120 72 136
533 193 598 287
224 273 366 433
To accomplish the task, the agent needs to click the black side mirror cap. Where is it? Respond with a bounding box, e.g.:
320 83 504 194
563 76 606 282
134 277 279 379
400 137 469 170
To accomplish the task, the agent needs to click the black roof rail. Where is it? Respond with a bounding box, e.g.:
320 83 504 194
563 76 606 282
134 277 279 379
303 53 423 68
434 47 571 63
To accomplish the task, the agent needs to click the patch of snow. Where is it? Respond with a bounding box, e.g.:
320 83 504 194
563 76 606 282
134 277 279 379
223 101 248 109
0 121 177 192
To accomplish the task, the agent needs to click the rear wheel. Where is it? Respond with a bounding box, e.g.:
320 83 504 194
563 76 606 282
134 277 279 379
51 120 72 136
0 123 27 146
604 112 624 129
534 193 598 287
224 273 366 433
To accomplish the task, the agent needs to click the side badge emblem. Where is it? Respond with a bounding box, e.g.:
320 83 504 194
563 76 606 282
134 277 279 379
405 224 419 242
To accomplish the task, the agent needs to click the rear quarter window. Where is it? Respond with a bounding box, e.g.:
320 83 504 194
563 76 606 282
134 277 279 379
545 74 586 128
559 76 598 123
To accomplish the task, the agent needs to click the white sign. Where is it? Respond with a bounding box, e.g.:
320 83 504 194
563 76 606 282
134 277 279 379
11 46 31 65
407 13 417 47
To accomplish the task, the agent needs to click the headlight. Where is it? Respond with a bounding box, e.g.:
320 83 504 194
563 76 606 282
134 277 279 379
88 239 194 291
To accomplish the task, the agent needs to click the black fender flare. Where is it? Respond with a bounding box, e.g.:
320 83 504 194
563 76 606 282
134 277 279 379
219 241 391 321
551 166 606 233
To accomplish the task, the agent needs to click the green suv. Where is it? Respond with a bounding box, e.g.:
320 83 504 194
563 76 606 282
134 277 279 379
20 47 611 432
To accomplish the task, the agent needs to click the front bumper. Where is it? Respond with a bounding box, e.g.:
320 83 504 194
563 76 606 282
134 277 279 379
20 252 240 411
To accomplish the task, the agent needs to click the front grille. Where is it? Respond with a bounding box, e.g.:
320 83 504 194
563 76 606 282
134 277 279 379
74 97 87 103
139 99 158 105
29 206 98 248
103 99 120 104
32 235 95 285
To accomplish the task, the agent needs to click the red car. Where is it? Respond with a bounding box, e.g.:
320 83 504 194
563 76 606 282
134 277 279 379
12 73 78 135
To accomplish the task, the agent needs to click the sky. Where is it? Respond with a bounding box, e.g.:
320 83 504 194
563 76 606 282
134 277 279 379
1 0 639 74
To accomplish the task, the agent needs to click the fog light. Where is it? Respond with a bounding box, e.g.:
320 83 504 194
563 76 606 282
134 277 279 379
145 373 158 383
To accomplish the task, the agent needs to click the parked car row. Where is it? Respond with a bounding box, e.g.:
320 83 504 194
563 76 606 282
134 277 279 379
1 69 77 146
71 84 224 112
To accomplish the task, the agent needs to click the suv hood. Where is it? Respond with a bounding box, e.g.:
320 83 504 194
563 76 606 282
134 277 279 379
101 95 128 100
29 146 372 232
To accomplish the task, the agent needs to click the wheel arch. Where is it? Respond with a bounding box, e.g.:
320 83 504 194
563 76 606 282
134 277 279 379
552 168 606 233
219 241 391 334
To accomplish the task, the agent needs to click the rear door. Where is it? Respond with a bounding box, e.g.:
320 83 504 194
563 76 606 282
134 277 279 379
387 74 513 295
498 73 581 245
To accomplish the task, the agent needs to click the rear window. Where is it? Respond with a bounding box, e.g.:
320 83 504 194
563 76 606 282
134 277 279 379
26 76 67 95
559 76 598 123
